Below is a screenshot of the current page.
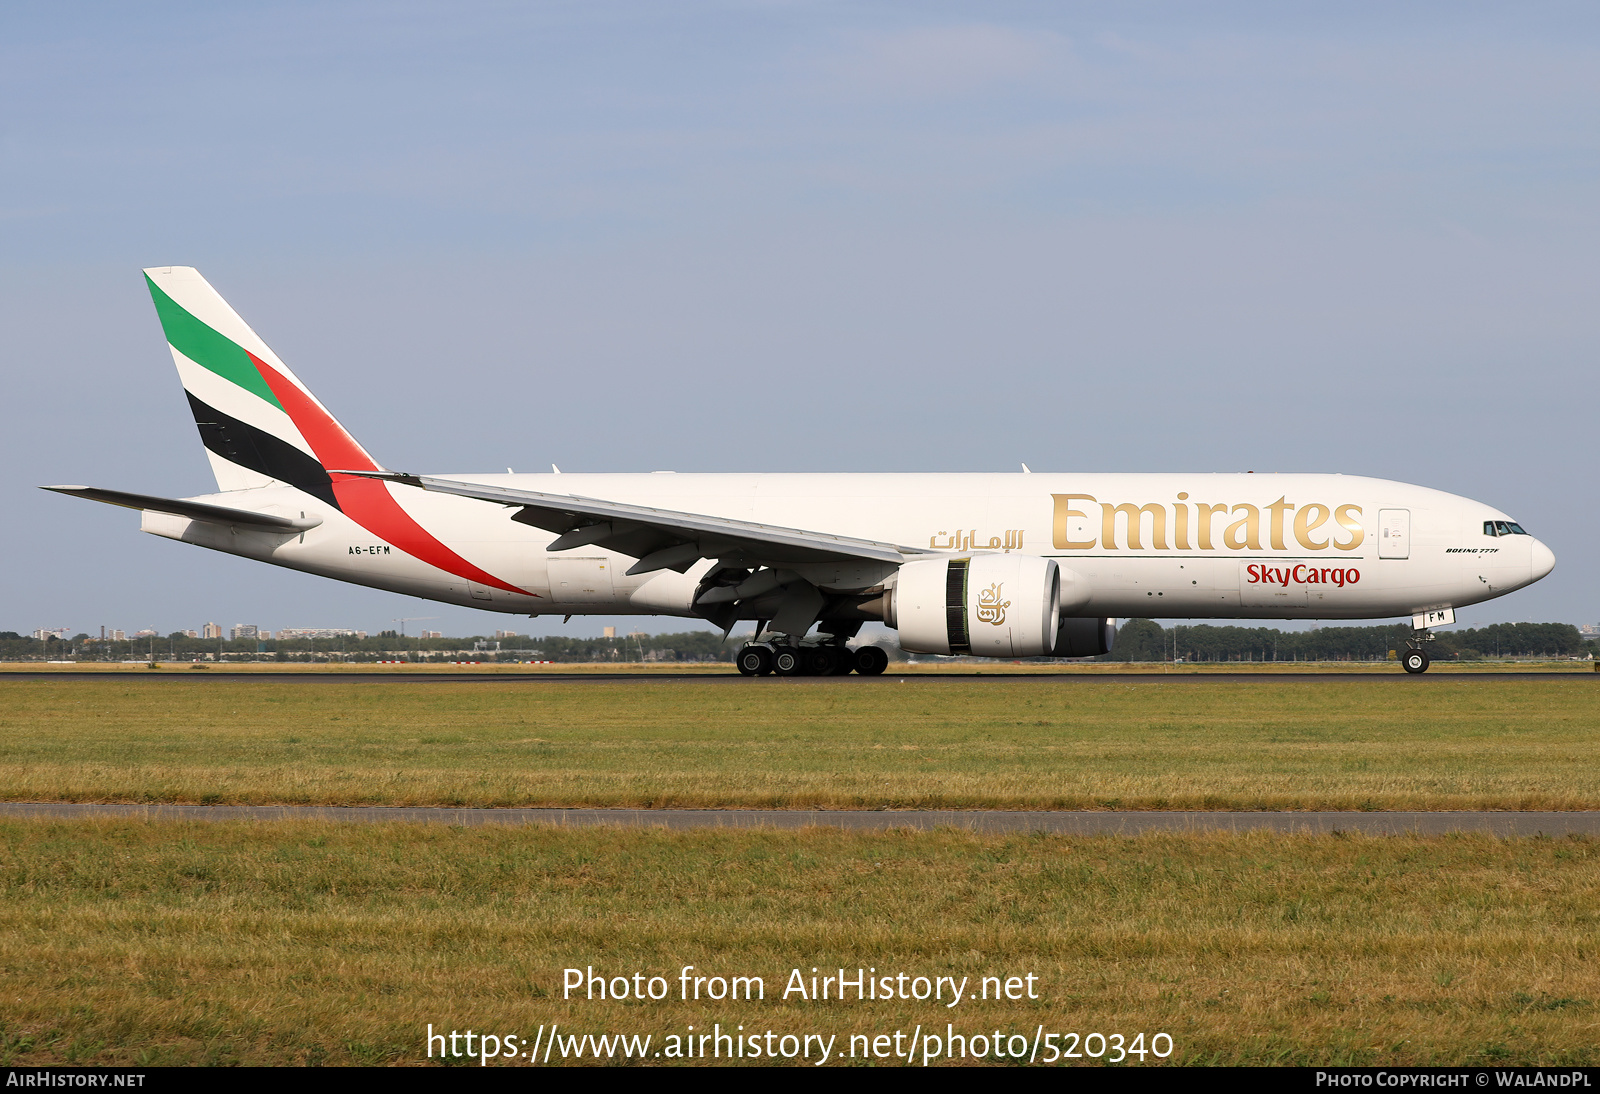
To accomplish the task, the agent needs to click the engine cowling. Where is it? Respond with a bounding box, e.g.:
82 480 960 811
1052 616 1117 658
889 554 1060 657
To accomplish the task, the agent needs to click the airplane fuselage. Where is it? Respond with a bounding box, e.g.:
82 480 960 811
139 471 1554 623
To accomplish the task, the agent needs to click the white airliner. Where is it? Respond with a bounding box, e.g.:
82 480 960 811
46 267 1555 675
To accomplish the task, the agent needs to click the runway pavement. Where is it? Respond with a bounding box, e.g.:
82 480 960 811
1 802 1595 835
0 670 1592 683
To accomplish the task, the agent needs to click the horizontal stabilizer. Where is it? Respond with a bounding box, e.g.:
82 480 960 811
41 486 321 533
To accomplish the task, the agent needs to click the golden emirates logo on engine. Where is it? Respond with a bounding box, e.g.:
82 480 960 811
975 582 1010 626
1051 494 1366 552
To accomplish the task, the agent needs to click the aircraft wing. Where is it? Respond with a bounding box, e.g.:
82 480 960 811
41 486 321 533
335 471 931 575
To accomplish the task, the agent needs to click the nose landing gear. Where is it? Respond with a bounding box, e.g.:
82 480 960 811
1401 630 1434 674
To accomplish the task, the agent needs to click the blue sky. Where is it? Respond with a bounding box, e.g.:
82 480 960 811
3 2 1596 637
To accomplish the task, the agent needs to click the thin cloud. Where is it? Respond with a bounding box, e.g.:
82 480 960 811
819 24 1071 99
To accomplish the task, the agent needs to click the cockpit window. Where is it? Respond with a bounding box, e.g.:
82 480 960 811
1484 520 1529 537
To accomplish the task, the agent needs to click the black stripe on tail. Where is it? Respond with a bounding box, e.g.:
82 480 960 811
186 392 340 510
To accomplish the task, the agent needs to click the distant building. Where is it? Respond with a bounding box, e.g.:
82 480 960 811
110 630 126 642
201 623 223 639
134 629 158 638
494 629 521 639
182 629 199 638
421 630 442 639
31 627 68 641
277 628 365 639
603 626 616 638
231 624 259 640
258 631 272 640
1581 624 1599 638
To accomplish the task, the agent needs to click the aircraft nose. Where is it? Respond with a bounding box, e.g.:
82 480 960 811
1530 539 1556 583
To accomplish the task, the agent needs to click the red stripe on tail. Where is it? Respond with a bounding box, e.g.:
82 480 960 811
249 353 534 597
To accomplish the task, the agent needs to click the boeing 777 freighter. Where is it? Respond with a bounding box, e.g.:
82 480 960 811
45 267 1555 675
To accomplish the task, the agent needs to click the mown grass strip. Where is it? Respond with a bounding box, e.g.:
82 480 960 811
0 678 1595 810
0 821 1594 1066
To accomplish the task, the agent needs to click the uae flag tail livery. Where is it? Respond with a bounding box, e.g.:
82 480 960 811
51 267 532 602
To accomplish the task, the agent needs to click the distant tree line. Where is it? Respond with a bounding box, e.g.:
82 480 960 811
0 622 1589 664
0 629 745 663
1106 620 1595 663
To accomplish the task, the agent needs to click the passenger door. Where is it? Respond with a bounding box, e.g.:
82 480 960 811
1378 509 1410 559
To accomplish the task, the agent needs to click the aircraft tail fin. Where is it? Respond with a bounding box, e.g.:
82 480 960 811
143 266 381 505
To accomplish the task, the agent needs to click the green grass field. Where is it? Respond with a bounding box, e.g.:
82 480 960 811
1 676 1595 810
0 821 1595 1067
3 676 1597 1067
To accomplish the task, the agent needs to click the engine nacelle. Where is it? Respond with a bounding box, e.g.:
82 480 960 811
889 554 1060 657
1052 616 1117 658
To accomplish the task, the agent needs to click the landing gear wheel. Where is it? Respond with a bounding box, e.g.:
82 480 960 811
736 645 773 676
1402 648 1430 674
773 648 804 676
803 646 840 676
853 645 890 676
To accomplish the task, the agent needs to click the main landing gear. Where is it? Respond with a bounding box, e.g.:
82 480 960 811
1402 630 1435 674
735 641 890 677
736 645 774 676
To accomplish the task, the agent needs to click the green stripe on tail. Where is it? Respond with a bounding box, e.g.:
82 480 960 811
144 274 283 411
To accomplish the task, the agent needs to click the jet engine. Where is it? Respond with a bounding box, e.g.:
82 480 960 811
1051 616 1117 658
888 554 1060 657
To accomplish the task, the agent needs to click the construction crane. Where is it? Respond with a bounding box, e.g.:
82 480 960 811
391 616 437 637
